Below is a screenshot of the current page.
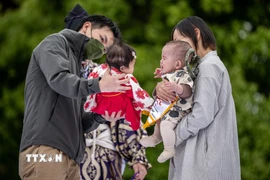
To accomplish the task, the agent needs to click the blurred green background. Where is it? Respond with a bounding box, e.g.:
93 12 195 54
0 0 270 179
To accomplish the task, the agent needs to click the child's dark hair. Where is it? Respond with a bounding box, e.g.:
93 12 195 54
105 42 136 71
77 15 122 40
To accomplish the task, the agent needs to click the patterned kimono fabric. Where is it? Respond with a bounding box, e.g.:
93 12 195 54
80 120 150 180
80 123 122 180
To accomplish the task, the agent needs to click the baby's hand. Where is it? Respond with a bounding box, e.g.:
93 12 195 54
164 82 178 93
154 68 162 78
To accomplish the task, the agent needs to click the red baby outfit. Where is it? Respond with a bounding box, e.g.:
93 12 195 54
84 64 154 130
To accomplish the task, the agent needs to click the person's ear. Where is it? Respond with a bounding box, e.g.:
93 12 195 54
120 66 126 72
176 60 182 69
194 27 201 40
81 21 92 34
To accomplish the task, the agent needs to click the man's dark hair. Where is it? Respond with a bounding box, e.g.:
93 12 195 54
76 15 122 40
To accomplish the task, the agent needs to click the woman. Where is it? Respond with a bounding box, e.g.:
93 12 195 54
156 16 241 180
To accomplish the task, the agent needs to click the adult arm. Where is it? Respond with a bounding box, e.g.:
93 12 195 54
175 76 219 146
36 35 99 98
36 35 130 98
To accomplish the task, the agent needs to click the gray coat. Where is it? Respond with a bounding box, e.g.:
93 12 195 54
169 51 241 180
20 29 100 164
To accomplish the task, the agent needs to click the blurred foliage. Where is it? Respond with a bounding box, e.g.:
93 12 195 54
0 0 270 179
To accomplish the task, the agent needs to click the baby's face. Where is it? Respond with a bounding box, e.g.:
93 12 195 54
160 45 178 74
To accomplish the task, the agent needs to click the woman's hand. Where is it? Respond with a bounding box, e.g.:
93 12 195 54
132 163 147 180
155 80 176 102
101 110 124 122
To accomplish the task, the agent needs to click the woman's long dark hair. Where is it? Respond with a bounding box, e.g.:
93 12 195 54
172 16 216 51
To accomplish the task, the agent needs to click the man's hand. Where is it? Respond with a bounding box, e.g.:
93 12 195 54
101 110 124 122
155 80 176 102
132 163 147 180
99 68 131 92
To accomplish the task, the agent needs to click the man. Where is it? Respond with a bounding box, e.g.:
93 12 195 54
64 4 151 180
19 5 129 179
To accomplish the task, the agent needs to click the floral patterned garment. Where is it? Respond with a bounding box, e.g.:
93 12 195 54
84 63 154 130
80 60 152 180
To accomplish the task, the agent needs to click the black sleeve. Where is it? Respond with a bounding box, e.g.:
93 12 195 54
82 112 107 133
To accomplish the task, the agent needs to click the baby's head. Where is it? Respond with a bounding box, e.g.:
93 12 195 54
106 42 136 74
160 40 192 74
